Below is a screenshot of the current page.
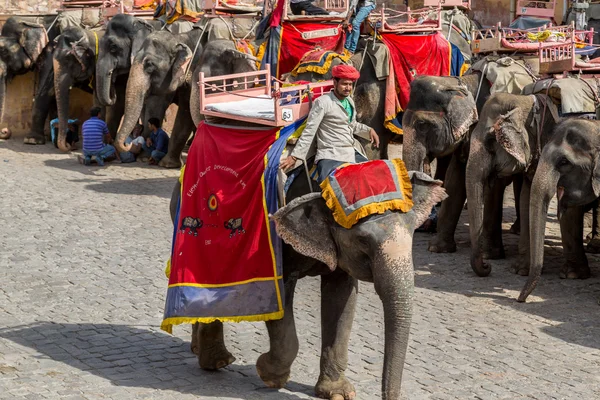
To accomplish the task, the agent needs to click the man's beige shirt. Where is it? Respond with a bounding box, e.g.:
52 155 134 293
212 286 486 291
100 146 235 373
290 91 371 163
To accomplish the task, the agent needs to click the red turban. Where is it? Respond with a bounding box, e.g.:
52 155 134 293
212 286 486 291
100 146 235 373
332 64 360 81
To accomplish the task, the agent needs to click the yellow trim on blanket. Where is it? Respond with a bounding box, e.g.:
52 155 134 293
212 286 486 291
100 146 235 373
447 40 452 76
169 275 284 288
161 310 285 334
262 130 284 314
460 62 469 77
291 49 352 77
319 159 414 229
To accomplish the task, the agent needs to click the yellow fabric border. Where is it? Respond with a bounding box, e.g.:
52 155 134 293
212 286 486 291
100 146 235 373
447 40 452 76
290 49 351 77
169 275 283 288
319 159 414 229
460 62 469 77
161 310 284 334
276 25 284 78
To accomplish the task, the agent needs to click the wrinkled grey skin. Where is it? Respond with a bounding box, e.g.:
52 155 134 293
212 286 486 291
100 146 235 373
287 49 386 161
170 171 447 400
0 17 60 143
52 27 125 152
519 118 600 302
465 93 558 277
402 74 522 260
118 34 257 168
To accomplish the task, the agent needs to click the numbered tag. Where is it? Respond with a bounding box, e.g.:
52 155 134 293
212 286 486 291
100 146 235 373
281 108 293 122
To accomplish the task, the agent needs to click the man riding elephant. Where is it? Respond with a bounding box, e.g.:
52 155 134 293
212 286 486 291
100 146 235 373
280 64 380 182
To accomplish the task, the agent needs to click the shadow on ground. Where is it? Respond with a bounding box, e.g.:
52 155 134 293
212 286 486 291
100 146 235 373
0 322 313 399
82 177 177 198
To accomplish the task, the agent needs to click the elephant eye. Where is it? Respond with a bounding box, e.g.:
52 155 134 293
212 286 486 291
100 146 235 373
109 44 119 54
557 157 570 168
143 59 156 72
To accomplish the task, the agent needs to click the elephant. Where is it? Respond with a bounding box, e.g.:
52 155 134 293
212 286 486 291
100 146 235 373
465 93 559 277
519 118 600 302
95 14 161 135
402 73 523 260
179 216 203 236
52 27 123 152
224 217 245 238
169 169 448 400
117 35 258 168
0 17 60 144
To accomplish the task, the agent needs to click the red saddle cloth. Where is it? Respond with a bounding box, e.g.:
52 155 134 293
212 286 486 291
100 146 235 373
320 159 414 229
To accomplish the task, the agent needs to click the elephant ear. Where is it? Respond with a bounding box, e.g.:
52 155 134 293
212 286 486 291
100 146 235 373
491 107 530 169
446 86 478 141
131 19 154 64
408 171 448 228
592 153 600 198
19 22 48 65
222 48 258 72
169 43 193 92
271 193 337 271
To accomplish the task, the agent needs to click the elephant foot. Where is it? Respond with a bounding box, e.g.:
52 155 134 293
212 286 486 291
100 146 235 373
586 238 600 254
560 263 591 280
482 246 505 260
23 135 45 145
158 155 182 169
315 374 356 400
256 353 290 389
511 260 530 276
197 344 236 370
428 237 456 253
509 220 521 235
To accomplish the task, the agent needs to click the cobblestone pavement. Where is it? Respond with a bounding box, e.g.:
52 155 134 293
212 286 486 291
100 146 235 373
1 140 600 400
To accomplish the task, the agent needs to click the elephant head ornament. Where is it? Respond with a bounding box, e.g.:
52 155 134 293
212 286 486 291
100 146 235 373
271 171 448 399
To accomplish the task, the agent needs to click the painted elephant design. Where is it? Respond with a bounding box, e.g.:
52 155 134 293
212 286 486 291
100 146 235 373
224 218 245 238
179 216 203 236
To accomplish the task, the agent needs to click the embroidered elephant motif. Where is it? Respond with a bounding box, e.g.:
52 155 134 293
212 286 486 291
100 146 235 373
180 216 203 236
224 218 245 238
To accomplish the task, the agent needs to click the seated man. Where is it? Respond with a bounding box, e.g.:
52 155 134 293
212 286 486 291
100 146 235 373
78 107 116 166
344 0 376 54
290 0 328 15
280 64 379 183
50 117 79 149
143 117 169 165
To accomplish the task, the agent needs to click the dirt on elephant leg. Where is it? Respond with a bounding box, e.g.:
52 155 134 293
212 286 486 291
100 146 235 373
23 134 46 145
315 374 356 400
256 353 291 389
511 258 530 276
195 321 236 370
158 154 182 169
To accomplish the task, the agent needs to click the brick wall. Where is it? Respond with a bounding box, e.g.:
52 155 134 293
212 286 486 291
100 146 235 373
0 0 61 14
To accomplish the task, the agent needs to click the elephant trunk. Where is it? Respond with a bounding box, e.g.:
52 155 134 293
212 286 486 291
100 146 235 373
189 67 202 127
401 125 426 172
373 246 413 400
96 58 116 106
53 58 74 152
116 62 149 153
465 138 493 277
518 158 559 302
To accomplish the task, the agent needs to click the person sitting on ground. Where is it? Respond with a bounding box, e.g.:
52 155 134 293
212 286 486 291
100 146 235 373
143 117 169 165
290 0 328 15
280 64 379 183
78 107 116 166
344 0 376 54
50 117 79 149
119 123 145 164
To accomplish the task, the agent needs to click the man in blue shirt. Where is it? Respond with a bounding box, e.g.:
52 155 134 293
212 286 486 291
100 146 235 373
143 117 169 165
79 107 116 166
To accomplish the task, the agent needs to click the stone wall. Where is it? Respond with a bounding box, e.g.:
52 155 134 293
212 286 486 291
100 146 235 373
0 0 61 14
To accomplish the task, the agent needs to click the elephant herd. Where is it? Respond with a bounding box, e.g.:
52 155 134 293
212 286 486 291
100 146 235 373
0 14 258 167
402 66 600 303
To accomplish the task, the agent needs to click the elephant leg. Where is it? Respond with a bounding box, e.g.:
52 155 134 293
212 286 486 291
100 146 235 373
315 269 358 400
429 153 465 253
433 154 451 183
25 49 54 145
104 84 126 139
586 201 600 253
481 178 506 260
257 276 299 389
560 205 590 279
510 174 523 235
193 321 236 370
159 102 194 169
513 177 532 276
